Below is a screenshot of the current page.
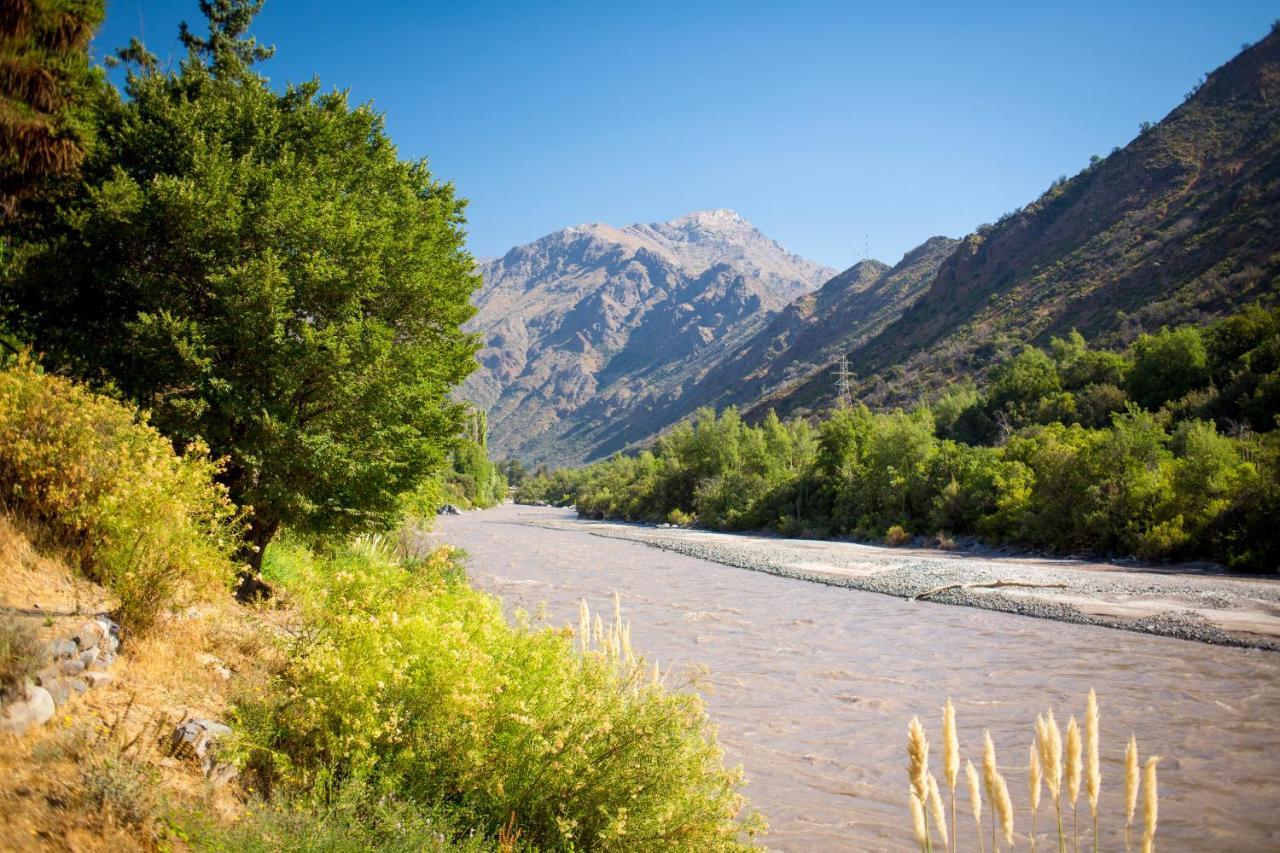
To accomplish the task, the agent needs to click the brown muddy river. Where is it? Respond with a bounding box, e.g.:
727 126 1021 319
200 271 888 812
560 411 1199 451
430 505 1280 851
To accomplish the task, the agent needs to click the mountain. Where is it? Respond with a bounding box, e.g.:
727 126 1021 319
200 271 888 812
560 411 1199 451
463 210 836 463
761 25 1280 418
566 236 961 459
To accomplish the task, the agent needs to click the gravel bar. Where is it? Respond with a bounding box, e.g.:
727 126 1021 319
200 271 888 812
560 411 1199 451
517 513 1280 651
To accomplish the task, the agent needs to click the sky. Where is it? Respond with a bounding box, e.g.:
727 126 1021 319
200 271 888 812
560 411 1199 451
95 1 1277 270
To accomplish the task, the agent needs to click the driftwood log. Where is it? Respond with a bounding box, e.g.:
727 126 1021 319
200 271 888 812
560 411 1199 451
913 580 1069 601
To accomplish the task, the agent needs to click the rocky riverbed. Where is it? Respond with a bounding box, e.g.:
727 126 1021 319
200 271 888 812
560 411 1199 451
526 512 1280 650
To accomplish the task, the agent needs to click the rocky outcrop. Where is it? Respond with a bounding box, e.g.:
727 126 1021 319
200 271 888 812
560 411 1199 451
462 209 835 465
0 615 120 735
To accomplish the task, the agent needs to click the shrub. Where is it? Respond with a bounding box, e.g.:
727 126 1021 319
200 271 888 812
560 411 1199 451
235 538 761 850
667 507 698 528
884 525 912 546
0 358 242 631
180 780 487 853
0 611 44 703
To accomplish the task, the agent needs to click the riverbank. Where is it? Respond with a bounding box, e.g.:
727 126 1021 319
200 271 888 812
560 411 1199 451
516 508 1280 650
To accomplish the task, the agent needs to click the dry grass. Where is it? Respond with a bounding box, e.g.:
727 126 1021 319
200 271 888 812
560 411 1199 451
0 513 280 851
910 692 1161 853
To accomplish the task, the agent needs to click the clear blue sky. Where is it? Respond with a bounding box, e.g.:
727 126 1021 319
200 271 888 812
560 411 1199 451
96 1 1277 269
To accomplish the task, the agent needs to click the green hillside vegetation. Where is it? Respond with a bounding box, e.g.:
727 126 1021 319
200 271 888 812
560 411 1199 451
765 23 1280 421
518 303 1280 572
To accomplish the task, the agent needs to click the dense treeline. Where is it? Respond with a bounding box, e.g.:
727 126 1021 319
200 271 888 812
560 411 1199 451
518 303 1280 572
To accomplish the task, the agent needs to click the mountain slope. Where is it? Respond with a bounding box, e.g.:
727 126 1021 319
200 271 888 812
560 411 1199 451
463 210 835 463
764 26 1280 417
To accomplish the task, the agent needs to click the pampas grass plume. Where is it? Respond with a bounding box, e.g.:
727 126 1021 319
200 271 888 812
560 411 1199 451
929 772 950 848
909 716 930 801
1085 689 1100 814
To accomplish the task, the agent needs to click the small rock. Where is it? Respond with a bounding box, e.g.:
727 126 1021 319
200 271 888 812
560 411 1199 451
83 672 112 689
54 639 77 658
79 647 100 668
66 677 88 696
105 635 120 653
44 679 72 707
0 686 56 734
59 658 85 676
72 621 103 651
90 652 113 672
171 718 235 782
34 665 61 688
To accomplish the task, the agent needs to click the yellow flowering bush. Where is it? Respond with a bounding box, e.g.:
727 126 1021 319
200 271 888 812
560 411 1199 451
236 537 764 850
0 358 242 631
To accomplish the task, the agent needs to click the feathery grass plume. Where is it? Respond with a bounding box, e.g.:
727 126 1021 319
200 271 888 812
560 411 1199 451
1037 710 1065 852
982 731 1014 850
1141 756 1160 853
908 716 931 802
1030 744 1042 850
612 589 622 629
928 772 950 849
995 769 1015 847
578 598 591 653
1085 689 1100 853
944 699 959 853
911 789 929 853
1066 716 1082 853
1124 735 1139 852
966 759 986 853
593 613 604 648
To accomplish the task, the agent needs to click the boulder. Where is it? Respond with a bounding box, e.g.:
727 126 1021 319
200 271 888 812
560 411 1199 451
71 620 103 651
0 686 55 734
59 658 85 676
171 718 236 784
83 672 112 689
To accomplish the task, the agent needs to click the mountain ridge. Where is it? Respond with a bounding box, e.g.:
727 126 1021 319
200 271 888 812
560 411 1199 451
462 209 837 463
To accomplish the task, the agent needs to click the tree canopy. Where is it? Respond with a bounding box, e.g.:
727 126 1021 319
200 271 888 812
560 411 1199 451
2 1 481 564
0 0 105 217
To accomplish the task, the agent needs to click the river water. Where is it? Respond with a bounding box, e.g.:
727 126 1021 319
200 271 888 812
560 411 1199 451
431 505 1280 851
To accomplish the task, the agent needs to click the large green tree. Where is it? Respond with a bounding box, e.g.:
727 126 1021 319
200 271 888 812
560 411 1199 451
3 1 480 569
0 0 104 217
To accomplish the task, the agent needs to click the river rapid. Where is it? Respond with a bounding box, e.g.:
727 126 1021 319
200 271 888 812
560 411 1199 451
429 505 1280 851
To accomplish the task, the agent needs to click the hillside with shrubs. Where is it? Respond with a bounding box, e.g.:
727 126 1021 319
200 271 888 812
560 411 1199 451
518 303 1280 572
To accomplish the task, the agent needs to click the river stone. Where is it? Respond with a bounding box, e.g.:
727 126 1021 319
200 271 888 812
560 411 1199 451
83 672 112 689
72 621 102 650
66 677 88 696
59 658 85 676
80 647 100 668
0 686 55 734
44 679 72 707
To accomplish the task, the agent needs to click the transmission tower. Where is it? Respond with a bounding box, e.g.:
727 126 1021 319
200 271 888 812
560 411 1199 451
832 355 855 409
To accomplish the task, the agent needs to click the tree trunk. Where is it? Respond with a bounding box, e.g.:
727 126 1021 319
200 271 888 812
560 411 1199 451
234 515 280 602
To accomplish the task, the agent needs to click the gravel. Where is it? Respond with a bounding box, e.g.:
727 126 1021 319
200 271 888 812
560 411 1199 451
525 515 1280 651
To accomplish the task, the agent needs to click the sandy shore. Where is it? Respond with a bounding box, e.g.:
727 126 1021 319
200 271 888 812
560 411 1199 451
520 512 1280 650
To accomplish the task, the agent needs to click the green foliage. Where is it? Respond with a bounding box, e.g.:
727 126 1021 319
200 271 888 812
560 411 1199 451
179 780 489 853
1128 326 1210 410
0 358 241 630
0 0 106 216
235 537 762 850
2 3 479 559
532 304 1280 571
